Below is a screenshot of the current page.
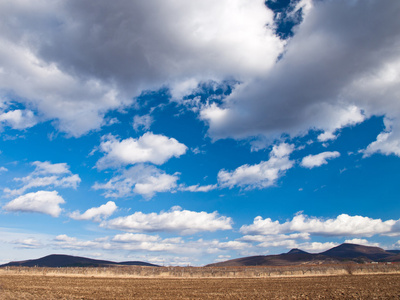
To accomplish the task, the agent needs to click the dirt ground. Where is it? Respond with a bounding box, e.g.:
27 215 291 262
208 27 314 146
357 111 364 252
1 273 399 299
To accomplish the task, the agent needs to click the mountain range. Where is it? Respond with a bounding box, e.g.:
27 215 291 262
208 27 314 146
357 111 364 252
0 254 159 268
206 243 400 267
1 244 399 268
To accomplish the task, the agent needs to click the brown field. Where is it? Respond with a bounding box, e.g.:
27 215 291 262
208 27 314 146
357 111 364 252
1 264 400 299
1 273 400 299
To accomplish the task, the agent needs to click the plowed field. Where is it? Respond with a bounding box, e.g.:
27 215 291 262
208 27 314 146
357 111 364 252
1 273 399 299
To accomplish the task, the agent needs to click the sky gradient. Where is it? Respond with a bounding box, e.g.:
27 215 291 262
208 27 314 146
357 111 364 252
1 0 400 266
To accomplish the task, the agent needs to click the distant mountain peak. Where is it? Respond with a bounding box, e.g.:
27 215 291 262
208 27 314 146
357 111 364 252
287 248 308 254
321 243 392 261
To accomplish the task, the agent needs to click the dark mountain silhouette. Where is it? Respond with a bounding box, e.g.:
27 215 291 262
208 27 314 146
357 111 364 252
0 254 159 268
321 243 393 261
287 248 308 255
206 243 399 267
207 251 335 267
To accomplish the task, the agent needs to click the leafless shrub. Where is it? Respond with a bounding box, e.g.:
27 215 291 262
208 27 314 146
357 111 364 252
1 262 400 278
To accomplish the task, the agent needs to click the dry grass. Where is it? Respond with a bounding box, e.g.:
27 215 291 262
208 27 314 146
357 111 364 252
0 262 399 278
1 273 400 299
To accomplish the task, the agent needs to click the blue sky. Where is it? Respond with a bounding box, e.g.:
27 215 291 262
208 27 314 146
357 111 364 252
1 0 400 266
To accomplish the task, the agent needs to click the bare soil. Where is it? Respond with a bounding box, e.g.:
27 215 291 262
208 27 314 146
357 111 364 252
1 273 400 299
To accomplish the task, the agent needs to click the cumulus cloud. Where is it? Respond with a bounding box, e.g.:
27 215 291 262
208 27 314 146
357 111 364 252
101 206 233 235
3 190 65 217
69 201 117 222
93 164 179 199
0 109 37 130
362 119 400 157
218 143 294 189
200 0 400 157
240 213 400 237
0 0 283 136
300 151 340 168
96 132 187 169
4 161 80 196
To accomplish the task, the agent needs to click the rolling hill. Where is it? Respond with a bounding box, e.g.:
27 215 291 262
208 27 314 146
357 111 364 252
206 243 400 267
0 254 159 268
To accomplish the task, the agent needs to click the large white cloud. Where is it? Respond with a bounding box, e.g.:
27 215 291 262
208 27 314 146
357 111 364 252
93 164 179 199
3 190 65 217
200 0 400 156
96 132 187 169
0 0 283 136
218 143 294 189
240 213 400 237
101 206 233 235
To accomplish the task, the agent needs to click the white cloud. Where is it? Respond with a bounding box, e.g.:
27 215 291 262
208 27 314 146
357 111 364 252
317 106 365 142
0 166 8 173
11 238 42 249
54 234 100 250
133 115 153 131
344 238 380 247
69 201 117 222
96 132 187 169
178 184 218 192
362 131 400 157
112 233 161 243
51 233 249 258
200 1 400 157
214 240 248 251
240 213 400 238
93 164 179 199
3 190 65 217
239 232 310 251
4 161 80 196
0 109 37 130
0 0 283 136
113 238 247 254
362 119 400 157
218 143 294 189
240 232 310 244
300 151 340 168
101 206 233 235
317 131 337 142
0 31 124 137
298 242 338 253
50 233 245 258
31 161 71 175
